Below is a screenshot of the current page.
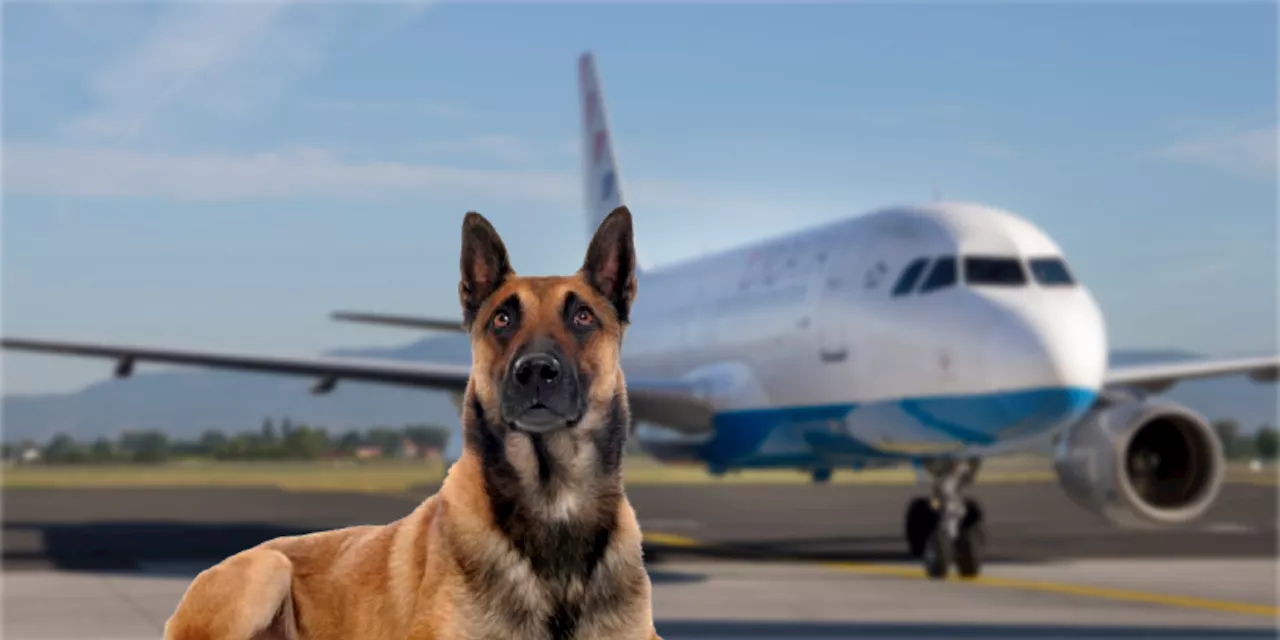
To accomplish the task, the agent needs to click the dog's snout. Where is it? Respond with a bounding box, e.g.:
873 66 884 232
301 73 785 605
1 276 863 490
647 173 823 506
514 353 561 387
502 344 582 431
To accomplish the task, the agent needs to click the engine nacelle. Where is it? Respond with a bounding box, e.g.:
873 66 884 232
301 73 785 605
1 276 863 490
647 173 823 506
1053 397 1224 528
633 361 767 464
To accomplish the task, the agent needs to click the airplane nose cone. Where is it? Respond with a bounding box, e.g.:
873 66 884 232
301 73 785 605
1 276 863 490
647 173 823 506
979 292 1106 437
983 296 1107 392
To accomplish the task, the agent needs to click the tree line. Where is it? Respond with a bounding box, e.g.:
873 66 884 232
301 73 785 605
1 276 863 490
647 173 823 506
1212 421 1279 461
3 418 452 465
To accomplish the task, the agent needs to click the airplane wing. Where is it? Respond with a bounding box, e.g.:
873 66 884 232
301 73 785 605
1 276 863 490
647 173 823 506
330 311 465 332
1 337 471 392
1 337 715 433
1105 354 1280 393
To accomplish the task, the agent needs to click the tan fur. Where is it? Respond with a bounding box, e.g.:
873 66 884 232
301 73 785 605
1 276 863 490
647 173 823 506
164 210 660 640
165 373 659 640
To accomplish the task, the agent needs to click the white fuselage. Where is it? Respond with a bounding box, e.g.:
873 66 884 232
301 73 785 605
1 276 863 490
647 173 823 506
619 201 1108 470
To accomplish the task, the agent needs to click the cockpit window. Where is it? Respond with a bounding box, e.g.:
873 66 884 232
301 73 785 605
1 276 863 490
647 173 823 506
891 258 929 297
965 256 1027 286
919 255 957 293
1029 257 1075 286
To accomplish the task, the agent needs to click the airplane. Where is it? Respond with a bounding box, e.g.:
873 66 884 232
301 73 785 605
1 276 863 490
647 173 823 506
4 52 1278 580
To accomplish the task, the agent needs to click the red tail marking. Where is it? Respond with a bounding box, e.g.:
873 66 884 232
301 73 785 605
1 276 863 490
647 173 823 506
584 91 598 128
593 130 607 165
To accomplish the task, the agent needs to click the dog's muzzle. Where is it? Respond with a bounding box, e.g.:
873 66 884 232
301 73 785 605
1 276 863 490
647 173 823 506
501 349 583 433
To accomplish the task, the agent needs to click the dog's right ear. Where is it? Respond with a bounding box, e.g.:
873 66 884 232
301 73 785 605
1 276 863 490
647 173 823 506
459 212 513 330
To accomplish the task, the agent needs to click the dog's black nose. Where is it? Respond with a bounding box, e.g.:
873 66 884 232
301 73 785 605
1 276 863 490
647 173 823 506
502 346 581 431
513 352 562 389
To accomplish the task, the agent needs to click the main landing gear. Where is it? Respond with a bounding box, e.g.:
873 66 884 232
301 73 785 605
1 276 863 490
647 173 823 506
904 458 985 579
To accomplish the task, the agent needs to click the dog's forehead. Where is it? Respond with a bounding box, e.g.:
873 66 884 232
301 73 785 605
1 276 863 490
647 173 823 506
491 275 600 316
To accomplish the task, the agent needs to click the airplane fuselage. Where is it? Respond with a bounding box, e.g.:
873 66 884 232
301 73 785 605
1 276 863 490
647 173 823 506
621 201 1108 472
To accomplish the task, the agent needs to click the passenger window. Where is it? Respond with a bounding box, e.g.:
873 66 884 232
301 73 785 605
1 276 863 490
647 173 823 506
891 258 929 297
965 256 1027 286
919 255 956 293
1029 257 1075 286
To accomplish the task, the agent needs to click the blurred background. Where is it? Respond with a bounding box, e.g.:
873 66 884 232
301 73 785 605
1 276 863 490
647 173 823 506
2 3 1277 639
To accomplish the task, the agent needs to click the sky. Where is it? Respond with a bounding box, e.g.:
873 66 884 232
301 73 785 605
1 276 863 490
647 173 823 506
2 2 1277 394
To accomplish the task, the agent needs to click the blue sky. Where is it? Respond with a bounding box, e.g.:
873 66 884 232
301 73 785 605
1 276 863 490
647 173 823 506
3 2 1276 394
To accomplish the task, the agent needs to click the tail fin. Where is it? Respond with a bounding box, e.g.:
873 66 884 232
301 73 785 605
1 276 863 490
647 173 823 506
578 52 630 249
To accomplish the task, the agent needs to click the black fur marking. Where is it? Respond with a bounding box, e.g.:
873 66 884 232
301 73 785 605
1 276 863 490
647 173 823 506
548 599 579 640
465 395 521 530
491 293 522 348
562 291 596 343
561 291 580 321
593 394 628 478
529 433 553 487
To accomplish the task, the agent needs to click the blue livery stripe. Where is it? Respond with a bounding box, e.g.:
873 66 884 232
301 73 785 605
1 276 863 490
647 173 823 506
701 386 1097 468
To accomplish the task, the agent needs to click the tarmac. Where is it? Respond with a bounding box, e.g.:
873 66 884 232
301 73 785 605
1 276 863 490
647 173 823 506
3 481 1278 639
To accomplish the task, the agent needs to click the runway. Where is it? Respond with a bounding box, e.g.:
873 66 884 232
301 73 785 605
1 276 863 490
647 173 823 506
3 482 1278 638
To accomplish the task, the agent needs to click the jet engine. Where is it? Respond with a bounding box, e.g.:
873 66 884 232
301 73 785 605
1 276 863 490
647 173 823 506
1053 396 1224 528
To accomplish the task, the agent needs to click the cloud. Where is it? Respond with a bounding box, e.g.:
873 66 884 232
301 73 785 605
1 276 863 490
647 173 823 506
411 134 580 166
419 135 545 165
1157 126 1277 181
309 101 461 119
2 143 797 260
59 3 291 141
4 144 576 203
58 2 430 143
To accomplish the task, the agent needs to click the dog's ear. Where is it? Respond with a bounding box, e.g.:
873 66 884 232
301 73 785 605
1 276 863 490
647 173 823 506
581 206 637 323
459 212 513 329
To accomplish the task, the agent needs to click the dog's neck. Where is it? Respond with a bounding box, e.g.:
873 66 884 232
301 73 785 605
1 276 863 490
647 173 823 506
461 392 629 573
441 393 647 640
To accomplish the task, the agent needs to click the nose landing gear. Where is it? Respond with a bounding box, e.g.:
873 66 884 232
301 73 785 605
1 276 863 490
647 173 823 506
904 458 984 579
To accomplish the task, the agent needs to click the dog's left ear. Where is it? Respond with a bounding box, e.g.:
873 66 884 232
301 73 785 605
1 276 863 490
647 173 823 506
460 212 513 330
581 206 637 323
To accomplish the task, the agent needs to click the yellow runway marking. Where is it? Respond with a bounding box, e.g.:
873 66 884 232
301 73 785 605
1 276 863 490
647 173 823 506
641 532 1279 618
824 562 1280 618
642 532 703 548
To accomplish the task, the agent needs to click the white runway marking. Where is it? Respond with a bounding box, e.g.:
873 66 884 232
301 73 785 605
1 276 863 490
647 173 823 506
1201 523 1256 534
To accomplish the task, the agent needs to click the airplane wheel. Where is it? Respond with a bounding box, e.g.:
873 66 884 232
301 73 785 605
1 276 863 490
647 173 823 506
962 499 983 530
923 528 951 580
905 497 937 559
954 500 985 578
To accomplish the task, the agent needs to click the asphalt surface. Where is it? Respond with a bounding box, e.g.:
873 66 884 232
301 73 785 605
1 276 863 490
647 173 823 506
2 481 1276 571
2 482 1277 639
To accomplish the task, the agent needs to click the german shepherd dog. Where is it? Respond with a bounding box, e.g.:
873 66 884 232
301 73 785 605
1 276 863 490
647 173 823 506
164 206 661 640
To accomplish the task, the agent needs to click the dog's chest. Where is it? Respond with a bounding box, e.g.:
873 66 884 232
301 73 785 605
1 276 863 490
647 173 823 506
451 532 648 640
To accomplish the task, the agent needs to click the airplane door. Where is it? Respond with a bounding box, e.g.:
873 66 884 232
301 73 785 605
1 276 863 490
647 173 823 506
816 234 875 365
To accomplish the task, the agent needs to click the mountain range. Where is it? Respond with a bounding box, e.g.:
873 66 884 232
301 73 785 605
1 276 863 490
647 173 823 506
4 337 1275 461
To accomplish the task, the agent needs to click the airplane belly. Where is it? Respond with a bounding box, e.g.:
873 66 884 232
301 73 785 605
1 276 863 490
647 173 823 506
697 384 1098 468
838 386 1094 454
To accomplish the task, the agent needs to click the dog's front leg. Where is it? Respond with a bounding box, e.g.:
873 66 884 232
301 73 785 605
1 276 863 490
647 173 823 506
165 548 299 640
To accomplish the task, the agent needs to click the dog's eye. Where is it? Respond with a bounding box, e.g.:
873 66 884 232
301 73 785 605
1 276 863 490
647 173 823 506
492 311 511 330
573 307 595 326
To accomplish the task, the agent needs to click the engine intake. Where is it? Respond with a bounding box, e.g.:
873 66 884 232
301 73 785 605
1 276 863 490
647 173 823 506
1053 397 1224 527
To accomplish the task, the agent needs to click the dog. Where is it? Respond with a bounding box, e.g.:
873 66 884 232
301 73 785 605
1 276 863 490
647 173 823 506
164 206 661 640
